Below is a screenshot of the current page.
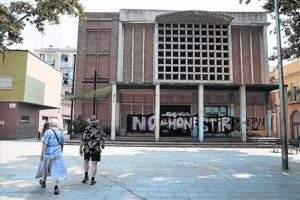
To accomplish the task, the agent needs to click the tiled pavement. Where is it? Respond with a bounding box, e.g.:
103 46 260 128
0 139 299 200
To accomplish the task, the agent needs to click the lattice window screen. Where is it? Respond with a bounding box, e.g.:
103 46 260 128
157 22 230 82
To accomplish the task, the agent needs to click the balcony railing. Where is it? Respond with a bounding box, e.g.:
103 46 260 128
289 93 300 103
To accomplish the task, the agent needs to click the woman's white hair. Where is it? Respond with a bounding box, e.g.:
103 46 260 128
49 118 60 128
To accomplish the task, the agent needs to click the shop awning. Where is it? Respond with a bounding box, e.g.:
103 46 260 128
65 85 112 101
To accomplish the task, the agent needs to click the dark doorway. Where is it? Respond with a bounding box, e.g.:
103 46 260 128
160 105 191 137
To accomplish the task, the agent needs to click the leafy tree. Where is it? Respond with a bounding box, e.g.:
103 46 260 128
0 0 85 53
240 0 300 60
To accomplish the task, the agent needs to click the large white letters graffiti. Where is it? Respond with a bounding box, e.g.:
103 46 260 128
127 114 265 134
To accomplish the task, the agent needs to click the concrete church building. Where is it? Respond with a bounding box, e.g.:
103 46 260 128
74 9 278 142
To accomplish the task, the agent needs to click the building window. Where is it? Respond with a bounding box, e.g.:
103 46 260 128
0 76 13 89
291 82 297 101
157 22 230 82
20 116 30 123
61 54 68 62
63 73 69 85
39 53 45 60
47 59 55 67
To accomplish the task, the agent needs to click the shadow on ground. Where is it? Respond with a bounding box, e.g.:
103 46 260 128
1 147 300 200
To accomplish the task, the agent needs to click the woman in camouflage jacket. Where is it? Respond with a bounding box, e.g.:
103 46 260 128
79 115 105 185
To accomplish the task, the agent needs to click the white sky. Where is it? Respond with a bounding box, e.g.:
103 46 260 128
8 0 277 67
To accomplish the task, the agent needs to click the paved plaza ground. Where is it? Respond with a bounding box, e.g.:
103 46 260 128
0 139 299 200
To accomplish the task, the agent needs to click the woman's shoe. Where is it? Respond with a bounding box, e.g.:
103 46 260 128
90 179 96 185
82 176 89 183
54 186 59 195
39 179 46 188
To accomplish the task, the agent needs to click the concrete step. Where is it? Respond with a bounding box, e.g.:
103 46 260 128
65 139 275 148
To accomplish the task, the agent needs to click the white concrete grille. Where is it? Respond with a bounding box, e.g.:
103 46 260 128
157 22 230 82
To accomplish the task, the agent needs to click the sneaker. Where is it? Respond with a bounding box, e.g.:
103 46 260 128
90 179 96 185
82 176 89 184
39 179 46 188
54 186 59 195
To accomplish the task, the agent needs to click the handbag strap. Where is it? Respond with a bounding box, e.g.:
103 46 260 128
51 129 61 145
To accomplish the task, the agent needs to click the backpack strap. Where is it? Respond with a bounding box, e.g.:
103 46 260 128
51 129 61 145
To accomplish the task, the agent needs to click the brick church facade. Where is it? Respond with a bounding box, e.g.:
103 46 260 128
74 9 277 141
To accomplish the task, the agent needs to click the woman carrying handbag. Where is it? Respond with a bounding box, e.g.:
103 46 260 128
35 118 67 195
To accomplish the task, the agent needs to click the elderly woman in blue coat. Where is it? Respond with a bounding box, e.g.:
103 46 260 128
37 118 67 195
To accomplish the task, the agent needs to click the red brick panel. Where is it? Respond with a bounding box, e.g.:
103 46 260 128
144 105 154 114
246 94 254 104
182 94 192 104
83 101 93 118
133 105 143 114
97 101 110 127
253 93 266 105
161 93 170 104
74 101 83 118
98 55 109 77
144 24 154 82
99 31 110 53
144 93 154 103
133 93 144 103
231 26 242 83
123 25 133 83
86 30 98 53
122 93 132 103
205 92 229 105
251 27 262 84
171 94 182 104
121 104 131 130
241 27 252 84
133 25 143 82
203 92 208 104
84 54 97 79
253 105 267 136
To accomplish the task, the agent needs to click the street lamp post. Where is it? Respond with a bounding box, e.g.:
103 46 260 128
275 0 289 170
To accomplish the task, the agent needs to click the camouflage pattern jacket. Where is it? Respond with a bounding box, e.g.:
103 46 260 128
81 121 106 155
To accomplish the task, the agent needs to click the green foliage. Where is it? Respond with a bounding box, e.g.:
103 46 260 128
240 0 300 60
72 116 88 134
0 0 85 52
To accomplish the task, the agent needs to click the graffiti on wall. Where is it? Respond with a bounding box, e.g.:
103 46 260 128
127 113 265 134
